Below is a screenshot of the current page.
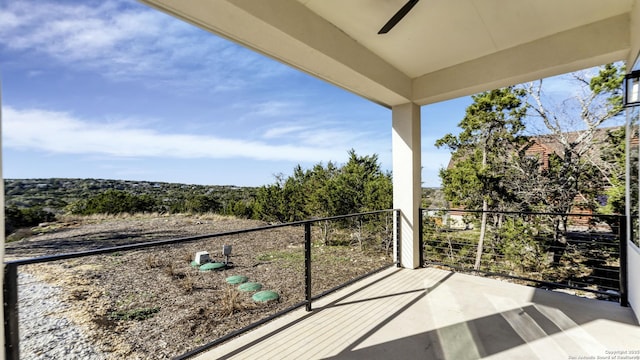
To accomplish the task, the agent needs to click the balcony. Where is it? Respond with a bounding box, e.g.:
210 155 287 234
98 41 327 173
3 1 640 358
193 266 638 360
4 210 639 359
192 209 639 359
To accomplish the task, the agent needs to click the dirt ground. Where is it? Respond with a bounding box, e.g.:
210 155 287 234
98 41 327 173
5 213 393 359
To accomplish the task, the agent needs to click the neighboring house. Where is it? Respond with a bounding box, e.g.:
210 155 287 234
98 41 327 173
521 126 622 172
443 126 631 224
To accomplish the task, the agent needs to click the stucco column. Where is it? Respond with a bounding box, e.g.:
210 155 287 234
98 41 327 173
392 102 421 269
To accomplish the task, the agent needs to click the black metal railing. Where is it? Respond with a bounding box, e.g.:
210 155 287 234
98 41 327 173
4 209 397 360
420 209 628 306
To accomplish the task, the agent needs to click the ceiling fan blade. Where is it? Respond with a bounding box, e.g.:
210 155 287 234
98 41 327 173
378 0 419 34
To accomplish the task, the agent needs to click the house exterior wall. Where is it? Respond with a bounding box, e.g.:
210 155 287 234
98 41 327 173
523 140 551 169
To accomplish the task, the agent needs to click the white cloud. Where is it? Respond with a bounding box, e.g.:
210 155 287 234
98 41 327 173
250 101 300 118
0 0 286 93
260 120 387 153
2 106 348 162
263 125 308 139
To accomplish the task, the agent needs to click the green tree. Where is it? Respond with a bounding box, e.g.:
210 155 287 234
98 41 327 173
222 199 254 218
436 86 527 269
181 193 221 214
253 168 309 223
598 127 628 215
282 165 310 221
333 150 389 214
251 150 393 248
305 162 340 244
253 178 287 223
333 150 393 249
68 189 156 215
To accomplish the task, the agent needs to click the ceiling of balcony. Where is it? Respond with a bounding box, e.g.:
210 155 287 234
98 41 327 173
141 0 640 107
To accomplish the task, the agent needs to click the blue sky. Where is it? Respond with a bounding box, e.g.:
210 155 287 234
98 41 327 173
2 0 614 188
0 0 473 187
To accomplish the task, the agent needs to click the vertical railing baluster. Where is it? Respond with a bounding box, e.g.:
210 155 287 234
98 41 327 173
619 215 629 307
395 210 401 267
304 222 312 312
418 208 424 267
4 263 19 360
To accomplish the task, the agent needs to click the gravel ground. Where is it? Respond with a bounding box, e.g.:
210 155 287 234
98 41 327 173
18 272 106 360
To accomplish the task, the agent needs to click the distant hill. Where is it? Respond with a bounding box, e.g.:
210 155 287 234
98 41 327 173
5 178 446 213
4 178 258 212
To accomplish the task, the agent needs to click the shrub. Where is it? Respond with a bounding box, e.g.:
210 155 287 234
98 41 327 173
495 217 547 274
67 189 157 215
5 205 56 236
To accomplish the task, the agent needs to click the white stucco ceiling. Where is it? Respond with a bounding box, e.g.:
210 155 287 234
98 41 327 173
141 0 640 107
301 0 633 78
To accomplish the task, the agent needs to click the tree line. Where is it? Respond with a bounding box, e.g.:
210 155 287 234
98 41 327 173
4 150 392 236
252 150 392 223
64 150 392 221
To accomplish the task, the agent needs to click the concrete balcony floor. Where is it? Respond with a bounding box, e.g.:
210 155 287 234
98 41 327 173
195 267 639 360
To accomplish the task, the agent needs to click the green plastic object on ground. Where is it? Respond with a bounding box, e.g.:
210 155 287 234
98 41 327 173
226 275 248 284
199 262 225 271
190 261 199 267
252 290 279 303
238 282 262 292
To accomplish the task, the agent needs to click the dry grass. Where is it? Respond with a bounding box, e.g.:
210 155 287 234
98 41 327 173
60 212 167 222
181 250 195 263
144 254 164 269
8 213 393 359
192 212 239 221
6 228 34 242
220 287 256 316
179 274 196 294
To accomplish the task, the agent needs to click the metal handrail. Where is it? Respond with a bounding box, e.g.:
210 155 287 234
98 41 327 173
5 209 396 267
3 209 398 360
422 208 624 218
419 208 628 307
